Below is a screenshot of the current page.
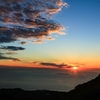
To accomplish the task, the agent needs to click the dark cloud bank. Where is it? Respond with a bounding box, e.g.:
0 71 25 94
0 0 68 43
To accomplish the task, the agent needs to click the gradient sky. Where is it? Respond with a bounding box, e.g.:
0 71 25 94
0 0 100 70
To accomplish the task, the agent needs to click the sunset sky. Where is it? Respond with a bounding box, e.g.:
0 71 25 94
0 0 100 92
0 0 100 70
0 0 100 68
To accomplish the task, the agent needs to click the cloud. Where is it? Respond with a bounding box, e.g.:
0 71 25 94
32 61 74 68
0 54 21 61
31 61 82 69
11 58 21 62
20 41 27 45
40 62 67 68
5 52 17 55
45 36 55 40
0 48 20 61
0 46 25 51
0 52 17 55
0 32 17 43
0 0 68 43
32 40 43 44
31 61 40 64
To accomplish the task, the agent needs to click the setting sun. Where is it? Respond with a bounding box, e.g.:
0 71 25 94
73 66 78 70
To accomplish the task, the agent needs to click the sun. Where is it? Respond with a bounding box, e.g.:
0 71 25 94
72 66 78 70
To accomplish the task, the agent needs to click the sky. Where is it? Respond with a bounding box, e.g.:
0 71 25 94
0 0 100 70
0 0 100 91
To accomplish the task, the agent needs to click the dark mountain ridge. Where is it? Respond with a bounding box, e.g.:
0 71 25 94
65 74 100 100
0 88 67 100
0 74 100 100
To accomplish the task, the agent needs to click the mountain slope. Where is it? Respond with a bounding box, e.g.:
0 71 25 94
64 74 100 100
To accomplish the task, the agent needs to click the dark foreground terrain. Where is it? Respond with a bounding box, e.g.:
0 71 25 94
0 74 100 100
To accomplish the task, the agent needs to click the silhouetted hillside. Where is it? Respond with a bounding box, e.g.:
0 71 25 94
0 88 67 100
0 74 100 100
64 74 100 100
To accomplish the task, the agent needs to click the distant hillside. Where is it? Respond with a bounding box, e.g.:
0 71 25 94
0 88 67 100
0 74 100 100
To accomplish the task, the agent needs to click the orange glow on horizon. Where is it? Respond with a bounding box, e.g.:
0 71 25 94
0 60 100 70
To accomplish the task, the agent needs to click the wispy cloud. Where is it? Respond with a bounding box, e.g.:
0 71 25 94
40 62 67 68
32 61 80 69
32 40 43 44
20 41 27 45
5 52 17 55
0 45 24 61
45 36 55 40
0 52 17 55
0 46 25 51
0 54 21 61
